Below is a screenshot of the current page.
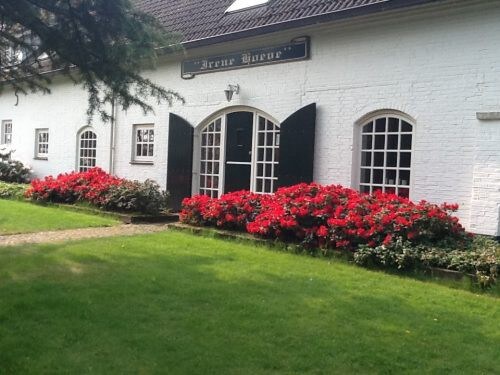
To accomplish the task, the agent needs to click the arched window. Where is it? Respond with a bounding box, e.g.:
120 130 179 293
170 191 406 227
359 114 413 197
78 129 97 172
197 108 279 198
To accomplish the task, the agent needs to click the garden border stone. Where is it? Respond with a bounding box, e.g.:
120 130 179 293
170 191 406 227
169 223 477 283
52 203 179 224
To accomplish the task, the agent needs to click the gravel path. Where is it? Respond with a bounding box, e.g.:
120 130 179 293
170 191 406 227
0 224 170 247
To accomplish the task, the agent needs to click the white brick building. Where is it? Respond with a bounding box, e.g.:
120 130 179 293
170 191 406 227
1 0 499 236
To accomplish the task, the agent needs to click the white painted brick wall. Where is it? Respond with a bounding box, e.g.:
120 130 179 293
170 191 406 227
0 2 499 235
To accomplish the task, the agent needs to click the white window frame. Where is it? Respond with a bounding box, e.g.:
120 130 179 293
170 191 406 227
132 124 155 162
78 129 97 172
35 128 49 159
194 108 280 198
1 120 12 144
355 112 414 198
252 115 280 194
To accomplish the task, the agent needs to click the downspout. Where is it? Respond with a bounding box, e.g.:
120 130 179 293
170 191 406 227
109 97 117 175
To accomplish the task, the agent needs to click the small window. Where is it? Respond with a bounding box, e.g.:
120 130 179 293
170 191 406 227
359 115 414 198
133 124 154 162
226 0 269 13
35 129 49 159
1 120 12 144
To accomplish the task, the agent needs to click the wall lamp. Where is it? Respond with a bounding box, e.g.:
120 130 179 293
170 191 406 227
224 84 240 102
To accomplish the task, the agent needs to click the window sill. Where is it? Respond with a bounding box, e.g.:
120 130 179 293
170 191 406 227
34 156 48 161
130 160 154 165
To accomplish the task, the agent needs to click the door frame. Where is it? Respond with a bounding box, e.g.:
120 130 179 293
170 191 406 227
192 106 280 197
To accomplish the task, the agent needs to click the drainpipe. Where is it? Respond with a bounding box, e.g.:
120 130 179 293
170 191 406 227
109 97 117 175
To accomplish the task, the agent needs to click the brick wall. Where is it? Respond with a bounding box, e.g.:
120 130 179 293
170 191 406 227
0 2 499 235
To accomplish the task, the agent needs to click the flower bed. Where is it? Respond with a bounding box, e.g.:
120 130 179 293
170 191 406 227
180 183 499 286
26 168 168 215
182 183 469 248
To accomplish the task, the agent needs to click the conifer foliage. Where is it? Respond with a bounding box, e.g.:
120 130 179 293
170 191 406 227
0 0 181 121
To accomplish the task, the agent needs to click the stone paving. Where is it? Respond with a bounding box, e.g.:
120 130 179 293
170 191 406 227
0 224 170 247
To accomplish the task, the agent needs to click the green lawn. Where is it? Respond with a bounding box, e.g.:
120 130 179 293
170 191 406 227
0 231 498 374
0 200 118 235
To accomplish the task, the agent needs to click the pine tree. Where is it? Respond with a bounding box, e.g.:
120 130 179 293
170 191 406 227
0 0 182 122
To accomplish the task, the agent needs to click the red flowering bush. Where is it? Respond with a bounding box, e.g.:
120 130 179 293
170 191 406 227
26 168 168 214
180 191 263 230
181 183 470 249
26 168 122 204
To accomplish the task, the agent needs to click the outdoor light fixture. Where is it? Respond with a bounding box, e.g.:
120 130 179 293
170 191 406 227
224 84 240 102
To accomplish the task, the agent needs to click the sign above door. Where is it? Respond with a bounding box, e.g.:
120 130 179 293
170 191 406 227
181 36 310 79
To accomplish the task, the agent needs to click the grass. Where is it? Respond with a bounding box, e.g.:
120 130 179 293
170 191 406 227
0 231 498 374
0 199 119 235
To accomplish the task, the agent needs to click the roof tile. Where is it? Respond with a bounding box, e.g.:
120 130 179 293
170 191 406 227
134 0 435 44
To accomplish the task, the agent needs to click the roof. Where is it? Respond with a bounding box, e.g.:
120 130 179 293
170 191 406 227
135 0 439 47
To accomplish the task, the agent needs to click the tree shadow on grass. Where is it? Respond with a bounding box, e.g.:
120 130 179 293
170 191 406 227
0 235 499 374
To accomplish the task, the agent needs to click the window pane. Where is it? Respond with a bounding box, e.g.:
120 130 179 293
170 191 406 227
362 135 372 149
374 135 385 150
387 152 397 167
375 118 386 133
361 152 372 167
399 188 410 198
259 116 266 131
374 152 384 167
400 153 411 168
265 164 272 178
360 185 370 194
387 135 399 150
360 169 371 184
362 122 373 133
266 133 273 146
266 148 273 161
388 118 399 132
373 169 383 184
386 170 397 185
257 164 263 176
401 134 412 150
401 121 412 132
256 179 263 192
399 170 410 186
264 179 272 192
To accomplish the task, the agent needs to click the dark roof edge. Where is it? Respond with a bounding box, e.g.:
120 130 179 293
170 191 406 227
180 0 441 50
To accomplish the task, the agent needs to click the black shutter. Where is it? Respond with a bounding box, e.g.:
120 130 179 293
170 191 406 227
277 103 317 188
167 113 194 211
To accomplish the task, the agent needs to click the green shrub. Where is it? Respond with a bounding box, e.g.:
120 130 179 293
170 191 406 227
0 160 32 183
354 236 499 288
101 179 169 215
0 181 28 200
